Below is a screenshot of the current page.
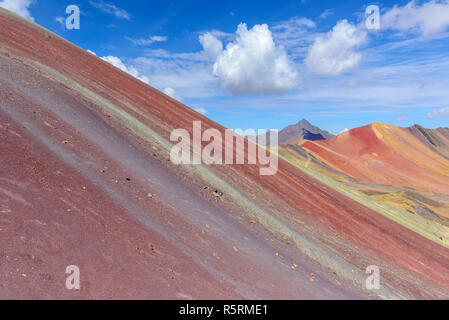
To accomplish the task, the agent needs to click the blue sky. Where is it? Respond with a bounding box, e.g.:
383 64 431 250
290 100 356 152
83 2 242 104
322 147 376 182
2 0 449 134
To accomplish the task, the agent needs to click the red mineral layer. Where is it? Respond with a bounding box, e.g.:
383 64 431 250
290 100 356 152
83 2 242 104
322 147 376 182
301 123 449 195
1 8 449 299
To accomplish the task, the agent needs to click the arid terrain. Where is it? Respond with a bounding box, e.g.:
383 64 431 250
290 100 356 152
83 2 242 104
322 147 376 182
1 8 449 299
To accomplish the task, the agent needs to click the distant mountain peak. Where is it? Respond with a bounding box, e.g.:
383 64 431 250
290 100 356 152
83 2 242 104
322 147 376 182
247 119 332 145
278 119 334 145
297 118 311 126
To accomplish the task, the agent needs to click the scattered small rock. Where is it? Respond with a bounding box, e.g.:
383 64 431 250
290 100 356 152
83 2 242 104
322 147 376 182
213 190 223 197
310 272 315 282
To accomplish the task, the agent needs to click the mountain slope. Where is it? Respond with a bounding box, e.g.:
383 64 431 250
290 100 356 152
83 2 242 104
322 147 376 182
284 123 449 242
301 122 449 195
1 9 449 299
407 125 449 161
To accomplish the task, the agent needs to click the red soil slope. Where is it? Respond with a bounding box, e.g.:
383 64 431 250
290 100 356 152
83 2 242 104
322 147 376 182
302 123 449 195
2 9 449 299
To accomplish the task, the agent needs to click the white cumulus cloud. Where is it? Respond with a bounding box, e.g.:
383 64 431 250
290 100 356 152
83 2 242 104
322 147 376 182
205 23 299 95
101 56 149 84
194 107 208 115
427 107 449 119
382 0 449 36
199 33 223 60
0 0 34 21
163 87 182 101
305 20 367 76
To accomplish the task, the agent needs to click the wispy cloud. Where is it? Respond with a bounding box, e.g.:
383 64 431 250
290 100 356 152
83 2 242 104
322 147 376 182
89 1 131 20
271 17 318 58
427 107 449 118
319 9 333 20
397 114 410 122
382 0 449 37
55 16 64 28
133 50 218 99
87 0 449 126
125 35 167 46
